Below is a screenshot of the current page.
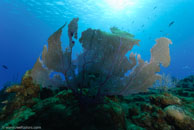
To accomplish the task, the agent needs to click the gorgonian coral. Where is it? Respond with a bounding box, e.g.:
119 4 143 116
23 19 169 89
29 18 172 96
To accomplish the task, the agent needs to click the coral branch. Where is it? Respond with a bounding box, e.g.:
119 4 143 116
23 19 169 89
121 38 172 95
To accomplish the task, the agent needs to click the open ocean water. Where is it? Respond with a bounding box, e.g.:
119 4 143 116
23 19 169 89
0 0 194 88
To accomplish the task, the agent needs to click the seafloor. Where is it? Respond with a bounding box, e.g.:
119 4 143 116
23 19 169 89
0 75 194 130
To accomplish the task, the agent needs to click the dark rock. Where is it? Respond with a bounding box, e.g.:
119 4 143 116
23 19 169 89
40 88 54 99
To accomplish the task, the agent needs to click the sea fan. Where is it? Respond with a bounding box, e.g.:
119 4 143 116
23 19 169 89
29 18 172 96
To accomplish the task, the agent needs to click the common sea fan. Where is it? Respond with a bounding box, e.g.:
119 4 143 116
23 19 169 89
30 18 172 96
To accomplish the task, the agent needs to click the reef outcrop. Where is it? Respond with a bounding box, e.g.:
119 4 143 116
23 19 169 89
0 75 194 130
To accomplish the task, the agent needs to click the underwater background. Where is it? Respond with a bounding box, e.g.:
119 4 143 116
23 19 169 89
1 1 194 130
0 0 194 88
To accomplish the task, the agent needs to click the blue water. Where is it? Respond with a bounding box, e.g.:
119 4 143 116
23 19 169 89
0 0 194 88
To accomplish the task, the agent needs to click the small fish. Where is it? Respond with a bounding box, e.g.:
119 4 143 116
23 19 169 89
141 24 144 28
2 65 8 70
169 21 175 27
160 30 163 32
153 6 157 10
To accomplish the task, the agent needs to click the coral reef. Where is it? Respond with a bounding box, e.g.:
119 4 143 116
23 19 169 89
0 71 40 121
3 18 190 130
0 75 194 130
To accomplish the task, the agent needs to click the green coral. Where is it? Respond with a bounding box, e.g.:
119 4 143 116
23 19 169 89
2 107 35 129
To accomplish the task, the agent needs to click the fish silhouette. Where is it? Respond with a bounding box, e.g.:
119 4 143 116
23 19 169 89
2 65 8 70
169 21 175 27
